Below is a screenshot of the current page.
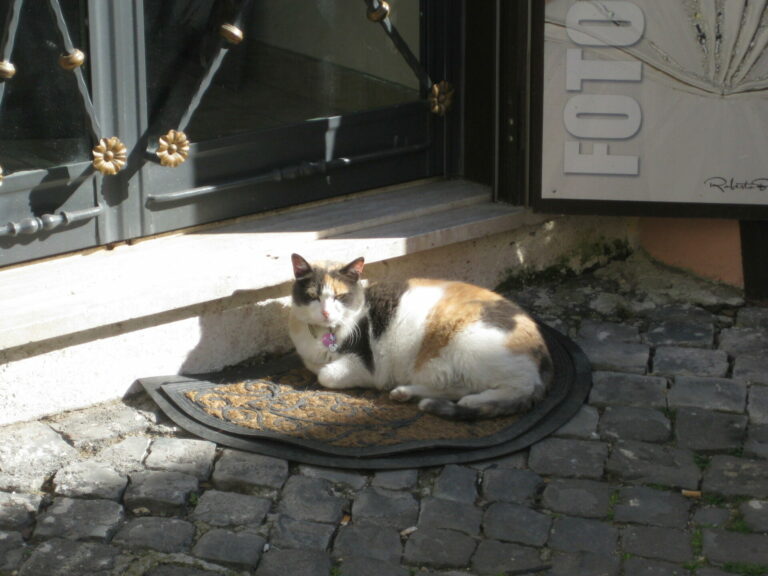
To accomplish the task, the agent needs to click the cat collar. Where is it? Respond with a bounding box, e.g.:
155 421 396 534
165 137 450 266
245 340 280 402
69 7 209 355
321 332 338 352
308 324 338 352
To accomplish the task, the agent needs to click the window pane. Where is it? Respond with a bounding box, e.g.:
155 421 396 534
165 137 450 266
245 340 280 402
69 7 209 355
144 0 421 142
0 1 91 174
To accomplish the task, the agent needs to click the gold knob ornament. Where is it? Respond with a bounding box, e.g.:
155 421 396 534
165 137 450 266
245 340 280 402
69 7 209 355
156 129 190 167
429 80 455 116
92 137 128 175
367 1 390 22
220 23 244 45
59 49 86 70
0 60 16 79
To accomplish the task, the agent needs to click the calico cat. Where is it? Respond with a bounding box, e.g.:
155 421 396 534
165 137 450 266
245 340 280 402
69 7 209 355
288 253 553 420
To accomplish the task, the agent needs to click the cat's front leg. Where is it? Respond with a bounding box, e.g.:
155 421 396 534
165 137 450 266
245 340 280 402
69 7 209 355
317 355 374 390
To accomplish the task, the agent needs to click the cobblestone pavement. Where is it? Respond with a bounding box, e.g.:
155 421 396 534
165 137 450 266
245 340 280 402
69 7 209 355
2 253 768 576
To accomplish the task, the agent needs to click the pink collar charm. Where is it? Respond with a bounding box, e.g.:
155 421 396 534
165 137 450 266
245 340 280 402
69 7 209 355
321 332 338 352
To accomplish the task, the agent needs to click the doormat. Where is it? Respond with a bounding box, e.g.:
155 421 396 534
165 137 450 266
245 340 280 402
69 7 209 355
139 323 592 469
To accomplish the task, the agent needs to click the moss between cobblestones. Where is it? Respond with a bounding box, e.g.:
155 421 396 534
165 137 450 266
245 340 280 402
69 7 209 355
687 528 704 571
726 511 754 534
606 489 621 521
723 563 768 576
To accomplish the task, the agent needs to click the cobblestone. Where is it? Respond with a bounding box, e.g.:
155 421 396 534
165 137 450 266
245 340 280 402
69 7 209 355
702 530 768 566
431 465 478 504
734 354 768 385
529 437 609 479
277 475 347 524
621 525 694 563
192 528 265 568
653 346 729 378
402 527 477 568
612 486 691 528
2 253 767 576
269 515 336 551
589 372 668 408
124 470 198 517
255 549 331 576
541 478 616 519
703 455 768 498
419 497 482 537
644 316 715 348
0 531 24 571
0 422 80 492
337 556 409 576
112 517 195 553
740 499 768 532
549 516 619 555
480 467 543 504
189 490 271 527
719 326 768 356
0 492 42 531
668 376 748 413
674 408 748 452
144 438 216 480
33 497 123 542
351 487 418 529
333 523 403 562
482 502 551 546
606 441 701 490
371 469 418 491
598 406 671 443
212 449 289 492
749 384 768 424
19 538 118 576
471 540 544 574
53 460 128 501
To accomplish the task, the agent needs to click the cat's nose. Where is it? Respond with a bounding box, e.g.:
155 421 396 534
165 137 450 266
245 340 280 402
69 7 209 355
321 309 330 319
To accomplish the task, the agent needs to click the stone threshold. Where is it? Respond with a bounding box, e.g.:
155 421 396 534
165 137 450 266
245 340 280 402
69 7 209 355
0 178 547 352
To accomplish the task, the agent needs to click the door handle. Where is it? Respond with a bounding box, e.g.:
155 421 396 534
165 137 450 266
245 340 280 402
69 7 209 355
0 204 103 238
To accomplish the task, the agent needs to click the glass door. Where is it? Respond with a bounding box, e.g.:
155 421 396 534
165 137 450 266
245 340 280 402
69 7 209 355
140 0 451 234
0 0 101 266
0 0 459 267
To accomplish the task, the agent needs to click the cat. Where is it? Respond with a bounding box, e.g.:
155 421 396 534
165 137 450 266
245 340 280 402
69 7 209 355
288 253 553 420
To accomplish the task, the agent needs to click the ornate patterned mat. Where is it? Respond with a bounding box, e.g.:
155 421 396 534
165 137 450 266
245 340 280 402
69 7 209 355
139 323 592 468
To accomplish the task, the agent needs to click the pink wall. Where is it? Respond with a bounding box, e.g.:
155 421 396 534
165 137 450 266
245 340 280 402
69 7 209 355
639 218 743 288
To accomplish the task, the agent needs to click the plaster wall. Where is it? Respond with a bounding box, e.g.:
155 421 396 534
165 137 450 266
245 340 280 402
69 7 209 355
639 218 743 288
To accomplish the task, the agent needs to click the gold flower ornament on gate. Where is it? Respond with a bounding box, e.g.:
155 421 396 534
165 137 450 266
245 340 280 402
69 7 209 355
156 130 190 167
92 137 127 175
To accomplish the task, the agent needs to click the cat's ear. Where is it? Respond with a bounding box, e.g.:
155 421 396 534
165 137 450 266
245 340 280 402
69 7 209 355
291 253 313 279
339 257 365 282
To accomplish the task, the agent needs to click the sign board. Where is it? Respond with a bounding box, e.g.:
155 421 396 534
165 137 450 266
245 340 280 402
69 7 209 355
536 0 768 217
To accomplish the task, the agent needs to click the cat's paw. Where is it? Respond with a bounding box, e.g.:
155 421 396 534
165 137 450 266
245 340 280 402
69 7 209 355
317 364 344 388
389 386 413 402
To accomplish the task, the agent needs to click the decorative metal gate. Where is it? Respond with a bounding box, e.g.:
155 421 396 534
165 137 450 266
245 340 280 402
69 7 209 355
0 0 460 267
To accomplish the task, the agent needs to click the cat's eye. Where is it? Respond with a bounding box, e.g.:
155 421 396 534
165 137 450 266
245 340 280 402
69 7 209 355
335 293 352 304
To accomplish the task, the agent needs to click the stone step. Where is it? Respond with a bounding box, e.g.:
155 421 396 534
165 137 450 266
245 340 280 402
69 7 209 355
0 178 543 351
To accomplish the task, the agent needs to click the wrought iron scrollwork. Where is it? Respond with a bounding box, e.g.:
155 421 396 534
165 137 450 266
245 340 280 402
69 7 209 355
362 0 453 115
146 2 252 167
